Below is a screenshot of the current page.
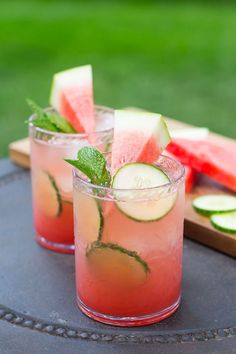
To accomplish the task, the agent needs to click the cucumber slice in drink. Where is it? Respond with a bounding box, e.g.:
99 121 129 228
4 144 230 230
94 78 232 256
211 211 236 234
86 241 150 287
75 192 103 243
192 195 236 216
34 170 62 217
112 162 177 222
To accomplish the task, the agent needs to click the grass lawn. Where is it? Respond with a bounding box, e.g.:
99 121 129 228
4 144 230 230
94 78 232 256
0 1 236 157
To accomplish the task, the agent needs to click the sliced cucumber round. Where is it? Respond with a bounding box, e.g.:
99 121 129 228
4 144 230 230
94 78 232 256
192 194 236 216
75 192 103 243
34 170 62 217
211 211 236 234
112 162 177 222
86 241 150 287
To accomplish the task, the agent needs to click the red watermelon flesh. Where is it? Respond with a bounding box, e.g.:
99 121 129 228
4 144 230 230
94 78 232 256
50 65 95 134
167 139 236 192
111 132 161 173
165 150 198 193
60 88 95 133
184 165 198 193
111 110 171 174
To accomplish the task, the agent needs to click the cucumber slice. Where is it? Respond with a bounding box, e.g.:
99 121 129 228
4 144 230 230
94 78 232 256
34 170 62 217
86 241 150 287
75 192 103 243
193 195 236 216
211 211 236 234
112 162 177 222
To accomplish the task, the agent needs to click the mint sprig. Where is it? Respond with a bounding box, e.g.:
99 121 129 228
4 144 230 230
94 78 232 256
31 117 60 132
26 98 76 133
65 147 111 187
46 112 76 133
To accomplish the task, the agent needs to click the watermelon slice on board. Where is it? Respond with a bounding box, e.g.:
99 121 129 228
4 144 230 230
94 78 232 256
111 110 171 174
165 150 198 193
49 65 95 133
167 138 236 192
184 165 198 193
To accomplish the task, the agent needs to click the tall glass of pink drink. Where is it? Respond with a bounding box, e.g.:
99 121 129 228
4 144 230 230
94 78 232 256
29 106 113 253
73 155 185 326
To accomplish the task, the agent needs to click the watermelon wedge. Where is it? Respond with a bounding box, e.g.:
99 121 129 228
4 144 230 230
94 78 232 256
170 127 209 140
111 110 171 173
167 139 236 192
49 65 95 133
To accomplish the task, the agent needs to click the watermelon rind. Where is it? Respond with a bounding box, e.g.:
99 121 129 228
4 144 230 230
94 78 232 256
49 65 92 112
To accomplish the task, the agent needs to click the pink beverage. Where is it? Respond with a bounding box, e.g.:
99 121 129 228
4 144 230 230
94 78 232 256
73 155 185 326
29 106 113 253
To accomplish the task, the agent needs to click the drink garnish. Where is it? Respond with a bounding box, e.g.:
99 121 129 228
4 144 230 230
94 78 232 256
26 99 76 133
50 65 95 134
75 192 103 243
111 110 171 173
112 162 177 221
65 146 111 187
86 241 150 287
33 170 62 217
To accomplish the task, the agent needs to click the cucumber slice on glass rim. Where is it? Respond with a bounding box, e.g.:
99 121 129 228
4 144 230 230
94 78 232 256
34 170 62 217
211 211 236 234
112 162 177 222
75 192 103 243
192 194 236 216
86 241 150 287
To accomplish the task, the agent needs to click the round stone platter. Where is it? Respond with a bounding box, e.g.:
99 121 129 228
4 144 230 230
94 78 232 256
0 160 235 354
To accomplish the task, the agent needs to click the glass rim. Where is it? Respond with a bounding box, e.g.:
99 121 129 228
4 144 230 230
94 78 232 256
73 154 185 193
28 104 114 138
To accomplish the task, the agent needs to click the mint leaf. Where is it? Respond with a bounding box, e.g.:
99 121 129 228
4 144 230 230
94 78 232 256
65 147 111 186
26 98 76 133
26 98 46 120
32 117 60 132
46 112 76 133
26 98 60 131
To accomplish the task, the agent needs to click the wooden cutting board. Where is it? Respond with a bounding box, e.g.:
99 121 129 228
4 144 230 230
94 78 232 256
9 138 30 168
8 116 236 258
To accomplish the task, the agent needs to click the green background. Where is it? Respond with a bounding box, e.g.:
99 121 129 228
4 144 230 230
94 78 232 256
1 0 236 157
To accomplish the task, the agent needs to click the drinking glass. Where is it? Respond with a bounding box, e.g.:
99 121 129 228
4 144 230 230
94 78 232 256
29 106 113 253
73 155 185 326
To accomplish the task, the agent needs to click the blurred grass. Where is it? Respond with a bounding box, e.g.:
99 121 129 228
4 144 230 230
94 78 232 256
0 1 236 157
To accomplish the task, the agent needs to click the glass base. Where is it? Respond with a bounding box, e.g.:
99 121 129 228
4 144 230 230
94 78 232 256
77 296 181 327
35 234 74 254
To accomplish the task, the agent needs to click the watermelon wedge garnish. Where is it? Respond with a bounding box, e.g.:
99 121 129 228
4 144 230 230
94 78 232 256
49 65 95 133
168 138 236 192
111 110 171 173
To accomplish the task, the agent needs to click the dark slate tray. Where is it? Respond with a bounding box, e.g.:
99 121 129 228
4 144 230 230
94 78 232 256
0 159 236 354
